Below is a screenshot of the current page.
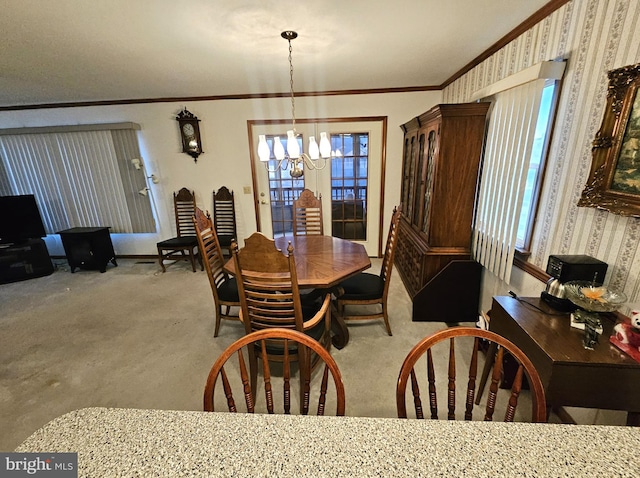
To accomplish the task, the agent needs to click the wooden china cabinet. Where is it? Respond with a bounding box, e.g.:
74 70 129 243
396 103 489 323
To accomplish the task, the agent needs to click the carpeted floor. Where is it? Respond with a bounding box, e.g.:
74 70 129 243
0 257 621 451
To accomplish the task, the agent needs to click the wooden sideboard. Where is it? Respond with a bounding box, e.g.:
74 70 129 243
395 103 489 322
488 295 640 425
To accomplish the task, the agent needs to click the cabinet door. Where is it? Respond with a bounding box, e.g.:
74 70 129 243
401 130 419 222
421 128 438 237
412 130 427 227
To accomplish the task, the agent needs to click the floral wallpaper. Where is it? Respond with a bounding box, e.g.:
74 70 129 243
443 0 640 301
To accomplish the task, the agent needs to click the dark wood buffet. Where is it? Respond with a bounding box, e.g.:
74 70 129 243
488 296 640 425
395 103 489 322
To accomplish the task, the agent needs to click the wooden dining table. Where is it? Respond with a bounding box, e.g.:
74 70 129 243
224 235 371 348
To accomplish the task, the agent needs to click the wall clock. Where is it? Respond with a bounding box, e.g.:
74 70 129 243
176 108 203 162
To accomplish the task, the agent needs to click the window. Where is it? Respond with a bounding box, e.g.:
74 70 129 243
330 133 368 240
0 124 155 234
472 61 565 283
260 131 370 240
261 134 305 237
516 81 559 250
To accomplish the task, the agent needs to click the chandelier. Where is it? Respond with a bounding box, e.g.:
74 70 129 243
257 31 332 178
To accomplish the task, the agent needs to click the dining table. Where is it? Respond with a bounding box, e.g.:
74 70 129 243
15 407 640 477
224 235 372 348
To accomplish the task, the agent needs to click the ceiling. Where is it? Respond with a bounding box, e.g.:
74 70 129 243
0 0 554 108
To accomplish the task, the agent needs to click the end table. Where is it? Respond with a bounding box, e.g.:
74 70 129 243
57 227 117 273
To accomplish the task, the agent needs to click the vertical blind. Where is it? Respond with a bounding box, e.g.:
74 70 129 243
0 125 155 234
473 80 545 283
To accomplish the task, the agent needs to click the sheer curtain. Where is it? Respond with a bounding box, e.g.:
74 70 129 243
0 124 155 234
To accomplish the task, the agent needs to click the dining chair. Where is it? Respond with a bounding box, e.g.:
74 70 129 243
193 207 240 337
336 207 401 335
230 232 333 396
156 187 203 272
293 188 323 235
203 328 345 415
396 327 547 422
212 186 237 258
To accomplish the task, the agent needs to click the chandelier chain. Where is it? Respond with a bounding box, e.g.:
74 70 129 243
288 39 296 134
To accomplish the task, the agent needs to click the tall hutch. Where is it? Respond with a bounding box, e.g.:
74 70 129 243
396 103 489 322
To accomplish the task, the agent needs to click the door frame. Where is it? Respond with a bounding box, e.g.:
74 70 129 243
247 116 388 257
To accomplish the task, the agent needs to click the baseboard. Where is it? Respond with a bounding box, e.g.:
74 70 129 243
51 254 158 260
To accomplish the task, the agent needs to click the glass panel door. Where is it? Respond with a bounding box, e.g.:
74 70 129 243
251 119 384 256
260 135 305 237
330 133 368 240
422 129 437 236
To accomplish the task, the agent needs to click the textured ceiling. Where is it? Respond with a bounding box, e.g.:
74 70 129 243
0 0 553 107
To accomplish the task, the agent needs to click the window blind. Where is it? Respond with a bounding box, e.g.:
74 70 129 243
473 80 545 283
0 127 155 234
471 61 565 284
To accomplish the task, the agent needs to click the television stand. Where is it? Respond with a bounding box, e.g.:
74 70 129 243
0 238 54 284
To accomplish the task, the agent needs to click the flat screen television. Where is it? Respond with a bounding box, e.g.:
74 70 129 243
0 194 47 244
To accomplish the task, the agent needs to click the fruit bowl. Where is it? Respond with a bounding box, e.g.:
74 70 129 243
563 281 627 313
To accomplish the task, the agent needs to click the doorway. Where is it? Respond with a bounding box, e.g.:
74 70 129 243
248 117 387 256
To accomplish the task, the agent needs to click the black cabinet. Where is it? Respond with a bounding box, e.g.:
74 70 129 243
57 227 117 273
0 238 54 284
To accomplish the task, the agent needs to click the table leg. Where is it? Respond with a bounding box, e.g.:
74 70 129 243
475 341 497 405
301 287 350 349
330 302 349 349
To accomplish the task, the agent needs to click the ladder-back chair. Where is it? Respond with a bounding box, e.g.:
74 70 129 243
293 189 323 236
336 207 401 335
212 186 237 257
193 207 240 337
204 328 345 415
156 187 203 272
230 232 332 397
396 327 547 422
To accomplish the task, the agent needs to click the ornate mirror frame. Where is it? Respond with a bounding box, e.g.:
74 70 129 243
578 63 640 217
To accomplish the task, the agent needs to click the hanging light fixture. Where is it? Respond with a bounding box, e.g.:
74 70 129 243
257 31 332 178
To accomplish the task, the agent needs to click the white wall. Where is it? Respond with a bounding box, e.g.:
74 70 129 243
0 91 440 256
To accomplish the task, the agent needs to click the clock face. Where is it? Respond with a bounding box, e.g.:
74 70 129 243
182 123 195 137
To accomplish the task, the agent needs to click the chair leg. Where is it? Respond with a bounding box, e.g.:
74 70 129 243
157 247 166 273
299 346 311 415
214 305 222 337
383 307 392 336
196 250 204 271
248 346 258 404
476 342 498 405
187 249 196 272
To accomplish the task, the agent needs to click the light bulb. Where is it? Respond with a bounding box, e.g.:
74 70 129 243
287 130 300 159
273 137 285 160
319 132 331 158
308 136 320 160
257 135 270 162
